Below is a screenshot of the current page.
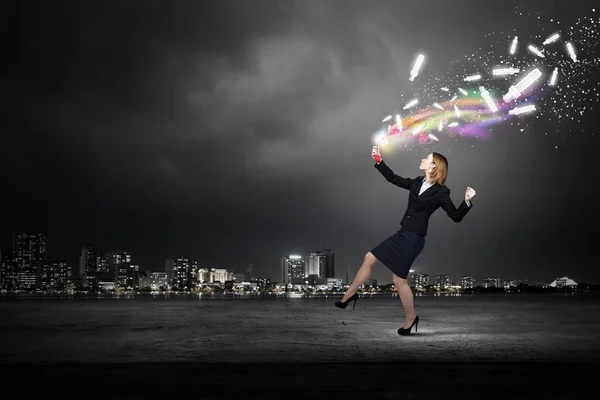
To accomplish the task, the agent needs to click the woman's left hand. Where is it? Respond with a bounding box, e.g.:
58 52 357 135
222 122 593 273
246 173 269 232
465 187 476 203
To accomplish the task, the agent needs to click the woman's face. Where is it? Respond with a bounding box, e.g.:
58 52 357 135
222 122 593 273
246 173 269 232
420 154 435 171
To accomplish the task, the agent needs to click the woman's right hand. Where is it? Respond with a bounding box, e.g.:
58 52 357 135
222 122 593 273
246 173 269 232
372 145 382 164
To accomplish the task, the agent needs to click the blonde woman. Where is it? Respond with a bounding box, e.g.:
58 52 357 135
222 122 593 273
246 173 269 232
335 145 476 336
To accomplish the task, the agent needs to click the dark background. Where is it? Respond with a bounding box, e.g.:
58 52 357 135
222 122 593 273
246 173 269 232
6 0 599 283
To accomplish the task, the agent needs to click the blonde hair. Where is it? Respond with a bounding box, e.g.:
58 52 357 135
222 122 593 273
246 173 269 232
429 152 448 186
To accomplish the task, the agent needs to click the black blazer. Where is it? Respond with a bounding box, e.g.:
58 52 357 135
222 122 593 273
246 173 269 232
374 160 472 236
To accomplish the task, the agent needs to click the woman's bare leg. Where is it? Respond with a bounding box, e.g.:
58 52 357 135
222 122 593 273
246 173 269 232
393 274 416 328
341 252 379 302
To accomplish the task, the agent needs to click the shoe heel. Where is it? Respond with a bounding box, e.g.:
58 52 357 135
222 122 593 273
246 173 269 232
352 297 357 310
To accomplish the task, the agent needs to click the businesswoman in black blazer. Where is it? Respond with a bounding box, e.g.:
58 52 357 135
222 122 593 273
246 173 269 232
335 145 476 335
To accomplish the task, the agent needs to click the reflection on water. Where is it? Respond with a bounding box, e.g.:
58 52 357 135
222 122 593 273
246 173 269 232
0 291 580 301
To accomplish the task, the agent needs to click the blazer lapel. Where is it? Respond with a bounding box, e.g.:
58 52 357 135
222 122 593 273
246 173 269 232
419 184 439 198
415 178 439 199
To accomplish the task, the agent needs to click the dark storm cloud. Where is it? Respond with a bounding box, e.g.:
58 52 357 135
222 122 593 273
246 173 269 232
7 0 599 281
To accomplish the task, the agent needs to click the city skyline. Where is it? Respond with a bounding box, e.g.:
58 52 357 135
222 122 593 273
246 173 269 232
6 0 599 285
0 232 588 290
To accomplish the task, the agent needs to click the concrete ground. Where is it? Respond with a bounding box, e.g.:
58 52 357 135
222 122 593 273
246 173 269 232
1 294 599 398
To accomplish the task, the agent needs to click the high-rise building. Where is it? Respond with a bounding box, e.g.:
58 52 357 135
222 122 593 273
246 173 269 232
434 275 451 290
345 265 349 286
150 272 168 290
105 251 132 289
197 268 233 284
0 246 15 290
13 233 47 290
307 253 321 277
411 273 430 288
95 253 115 290
461 276 475 289
79 246 98 289
165 257 197 289
310 248 335 279
49 261 72 290
482 277 500 288
246 262 253 281
281 258 289 286
281 255 304 285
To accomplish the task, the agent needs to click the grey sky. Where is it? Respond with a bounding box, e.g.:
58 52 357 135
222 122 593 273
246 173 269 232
7 0 599 283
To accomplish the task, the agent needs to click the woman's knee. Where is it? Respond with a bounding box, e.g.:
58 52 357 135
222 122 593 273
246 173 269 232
393 274 408 285
365 252 379 266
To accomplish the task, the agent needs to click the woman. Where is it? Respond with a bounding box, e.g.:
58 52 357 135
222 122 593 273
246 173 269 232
335 145 476 336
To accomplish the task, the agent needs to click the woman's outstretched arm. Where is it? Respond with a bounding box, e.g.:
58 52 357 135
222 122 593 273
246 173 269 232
372 145 414 190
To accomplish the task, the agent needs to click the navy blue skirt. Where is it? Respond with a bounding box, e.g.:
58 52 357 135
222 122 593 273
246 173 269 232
370 227 425 279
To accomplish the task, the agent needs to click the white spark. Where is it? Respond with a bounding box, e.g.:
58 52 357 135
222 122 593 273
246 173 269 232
403 99 419 110
527 44 545 58
464 74 482 82
492 67 520 76
458 88 468 96
395 114 403 132
508 104 537 115
543 32 560 45
479 86 498 112
509 36 518 55
549 67 559 86
412 123 426 135
566 42 577 62
503 68 543 102
409 54 425 81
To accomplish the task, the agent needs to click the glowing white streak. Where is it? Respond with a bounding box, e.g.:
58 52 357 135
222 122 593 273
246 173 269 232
412 123 426 135
382 115 392 123
447 122 459 127
441 87 450 92
409 54 425 81
508 104 536 115
503 68 542 102
403 99 419 110
464 74 481 82
566 42 577 62
377 133 389 145
549 67 558 86
438 120 444 131
453 105 460 117
492 67 520 76
395 114 403 132
527 44 545 58
428 134 439 141
458 88 468 96
479 86 498 113
450 95 458 102
509 36 518 55
543 33 560 45
432 103 444 110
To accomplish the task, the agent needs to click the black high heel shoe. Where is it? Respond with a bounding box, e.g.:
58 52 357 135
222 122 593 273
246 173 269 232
335 293 359 310
397 316 419 336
